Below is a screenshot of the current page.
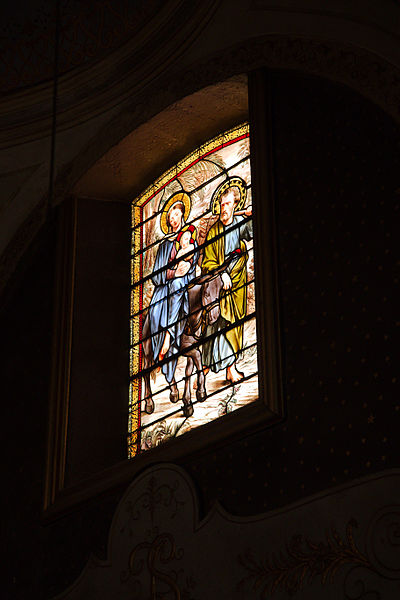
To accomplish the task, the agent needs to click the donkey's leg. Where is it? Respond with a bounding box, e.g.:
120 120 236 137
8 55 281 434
169 377 179 403
183 356 194 407
182 357 194 418
141 316 155 414
193 349 207 402
143 370 154 414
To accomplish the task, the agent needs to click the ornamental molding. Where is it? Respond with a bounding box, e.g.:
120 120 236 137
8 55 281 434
57 34 400 201
0 22 399 153
53 465 400 599
1 33 400 299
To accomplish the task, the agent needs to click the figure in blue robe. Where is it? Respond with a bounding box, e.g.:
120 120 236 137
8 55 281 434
147 237 198 383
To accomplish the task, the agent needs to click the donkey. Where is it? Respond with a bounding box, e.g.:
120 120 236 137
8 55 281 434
179 271 224 416
141 270 224 418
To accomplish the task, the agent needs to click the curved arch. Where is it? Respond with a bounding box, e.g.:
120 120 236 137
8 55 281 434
2 33 400 299
68 35 400 201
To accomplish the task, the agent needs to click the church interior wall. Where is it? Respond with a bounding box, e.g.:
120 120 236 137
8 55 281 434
1 2 399 598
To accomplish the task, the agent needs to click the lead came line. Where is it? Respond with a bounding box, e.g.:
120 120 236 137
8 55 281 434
131 153 250 234
128 371 259 443
130 277 255 349
128 126 255 455
128 339 258 409
130 311 256 381
130 215 253 290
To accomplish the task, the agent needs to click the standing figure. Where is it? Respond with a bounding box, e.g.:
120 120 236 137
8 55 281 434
201 179 252 383
147 192 198 392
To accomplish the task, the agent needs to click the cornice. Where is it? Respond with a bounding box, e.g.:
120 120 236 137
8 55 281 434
1 33 400 301
58 35 400 203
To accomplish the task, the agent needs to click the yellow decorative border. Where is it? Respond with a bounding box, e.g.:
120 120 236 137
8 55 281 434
129 205 142 457
128 122 249 458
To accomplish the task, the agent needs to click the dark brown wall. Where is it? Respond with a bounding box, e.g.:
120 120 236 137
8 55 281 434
65 198 130 487
2 72 399 599
182 72 399 514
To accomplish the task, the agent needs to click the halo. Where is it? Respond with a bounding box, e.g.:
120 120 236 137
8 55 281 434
210 177 247 215
160 191 191 234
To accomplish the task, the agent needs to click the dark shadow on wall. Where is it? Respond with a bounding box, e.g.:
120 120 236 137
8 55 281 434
1 71 399 599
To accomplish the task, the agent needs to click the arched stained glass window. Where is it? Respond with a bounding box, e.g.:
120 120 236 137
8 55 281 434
128 123 258 457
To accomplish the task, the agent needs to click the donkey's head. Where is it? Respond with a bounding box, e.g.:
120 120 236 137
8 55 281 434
202 273 223 325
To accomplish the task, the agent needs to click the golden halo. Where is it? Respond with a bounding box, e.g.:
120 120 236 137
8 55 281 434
160 192 191 234
210 177 247 215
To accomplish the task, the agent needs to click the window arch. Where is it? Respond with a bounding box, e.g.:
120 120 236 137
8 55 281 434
44 73 283 516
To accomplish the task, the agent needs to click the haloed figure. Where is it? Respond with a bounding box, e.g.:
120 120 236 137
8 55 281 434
175 225 196 263
147 193 198 386
201 182 252 383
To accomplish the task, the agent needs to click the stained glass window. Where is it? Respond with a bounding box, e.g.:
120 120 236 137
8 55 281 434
128 123 258 457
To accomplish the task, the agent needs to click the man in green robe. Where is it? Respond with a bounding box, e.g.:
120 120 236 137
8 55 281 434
201 186 252 383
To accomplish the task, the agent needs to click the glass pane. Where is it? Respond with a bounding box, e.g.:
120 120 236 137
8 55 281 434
128 123 258 457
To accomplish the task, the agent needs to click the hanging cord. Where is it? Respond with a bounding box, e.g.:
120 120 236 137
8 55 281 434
47 0 61 219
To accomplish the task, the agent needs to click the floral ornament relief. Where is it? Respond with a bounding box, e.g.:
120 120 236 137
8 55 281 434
51 468 400 600
121 532 196 600
238 508 400 599
119 476 196 599
122 476 185 532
